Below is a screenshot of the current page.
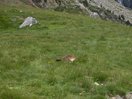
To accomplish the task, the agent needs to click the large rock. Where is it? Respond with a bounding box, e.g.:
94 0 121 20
19 16 38 28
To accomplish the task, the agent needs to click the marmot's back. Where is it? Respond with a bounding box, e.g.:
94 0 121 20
56 55 76 62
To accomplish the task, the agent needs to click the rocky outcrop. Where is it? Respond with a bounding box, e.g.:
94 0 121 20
2 0 132 25
29 0 132 25
91 0 132 24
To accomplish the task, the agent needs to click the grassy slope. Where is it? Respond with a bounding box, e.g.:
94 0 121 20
0 5 132 99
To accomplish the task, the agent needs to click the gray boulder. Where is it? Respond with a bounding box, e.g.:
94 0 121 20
19 16 38 28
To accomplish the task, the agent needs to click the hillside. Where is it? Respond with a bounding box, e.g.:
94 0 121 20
0 3 132 99
1 0 132 25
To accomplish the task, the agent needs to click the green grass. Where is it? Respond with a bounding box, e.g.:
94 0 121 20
0 5 132 99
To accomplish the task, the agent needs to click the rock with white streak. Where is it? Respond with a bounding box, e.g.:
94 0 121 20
19 16 38 28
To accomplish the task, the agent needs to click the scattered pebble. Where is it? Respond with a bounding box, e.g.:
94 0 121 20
94 82 100 86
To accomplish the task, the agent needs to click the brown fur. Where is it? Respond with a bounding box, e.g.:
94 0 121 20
56 55 76 62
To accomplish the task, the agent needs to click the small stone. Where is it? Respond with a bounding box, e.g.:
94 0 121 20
90 12 99 18
126 92 132 99
94 82 100 86
106 95 123 99
115 95 123 99
111 97 116 99
19 10 23 13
